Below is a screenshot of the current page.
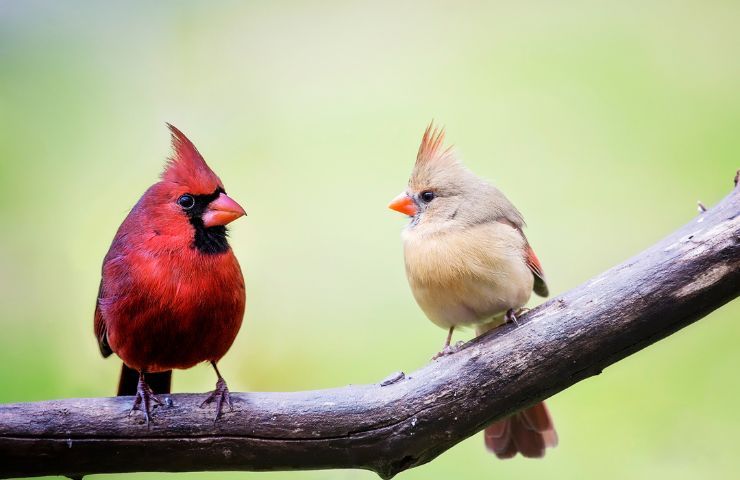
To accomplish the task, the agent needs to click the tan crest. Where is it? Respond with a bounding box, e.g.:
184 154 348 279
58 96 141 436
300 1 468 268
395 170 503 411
161 124 222 194
416 122 454 166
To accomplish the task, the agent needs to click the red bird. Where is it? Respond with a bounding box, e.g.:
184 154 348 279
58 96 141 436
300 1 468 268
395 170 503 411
94 124 246 422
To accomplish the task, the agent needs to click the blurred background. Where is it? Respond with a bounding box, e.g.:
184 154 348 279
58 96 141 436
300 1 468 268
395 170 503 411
1 1 739 479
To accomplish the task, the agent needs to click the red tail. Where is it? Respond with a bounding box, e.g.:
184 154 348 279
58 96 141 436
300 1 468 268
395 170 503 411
484 402 558 459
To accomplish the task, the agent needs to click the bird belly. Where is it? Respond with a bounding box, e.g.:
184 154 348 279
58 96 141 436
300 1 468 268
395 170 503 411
108 300 243 372
411 270 532 330
403 222 534 330
103 253 245 372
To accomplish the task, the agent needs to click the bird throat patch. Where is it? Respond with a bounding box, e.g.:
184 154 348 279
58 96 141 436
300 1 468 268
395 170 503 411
185 189 231 255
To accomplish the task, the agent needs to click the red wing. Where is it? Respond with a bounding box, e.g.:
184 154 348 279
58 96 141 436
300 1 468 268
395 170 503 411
526 244 549 297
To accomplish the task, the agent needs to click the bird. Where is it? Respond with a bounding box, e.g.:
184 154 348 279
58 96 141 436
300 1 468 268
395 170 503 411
94 124 247 422
388 123 557 459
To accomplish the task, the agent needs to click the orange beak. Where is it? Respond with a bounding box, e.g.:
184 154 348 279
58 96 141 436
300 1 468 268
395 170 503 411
203 193 247 227
388 192 417 216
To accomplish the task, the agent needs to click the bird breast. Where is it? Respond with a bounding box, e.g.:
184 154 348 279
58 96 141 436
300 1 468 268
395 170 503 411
402 221 534 329
102 244 245 372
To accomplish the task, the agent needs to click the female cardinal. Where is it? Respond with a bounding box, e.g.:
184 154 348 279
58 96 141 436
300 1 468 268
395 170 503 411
94 124 246 422
388 124 557 458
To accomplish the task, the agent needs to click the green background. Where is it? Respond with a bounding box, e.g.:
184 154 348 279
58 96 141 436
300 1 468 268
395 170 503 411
1 1 738 479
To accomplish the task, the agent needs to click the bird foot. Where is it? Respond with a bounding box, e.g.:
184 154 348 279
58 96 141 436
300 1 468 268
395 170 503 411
505 308 520 326
200 377 233 420
129 376 163 425
431 340 465 360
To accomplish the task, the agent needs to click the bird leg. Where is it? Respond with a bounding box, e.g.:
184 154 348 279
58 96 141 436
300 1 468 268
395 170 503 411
129 371 163 425
200 361 233 420
432 327 464 360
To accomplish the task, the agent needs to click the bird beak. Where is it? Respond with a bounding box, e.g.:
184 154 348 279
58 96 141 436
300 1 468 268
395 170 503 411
388 192 418 216
203 193 247 227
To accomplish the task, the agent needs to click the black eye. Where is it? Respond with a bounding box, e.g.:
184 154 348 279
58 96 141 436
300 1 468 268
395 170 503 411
420 190 435 203
177 194 195 210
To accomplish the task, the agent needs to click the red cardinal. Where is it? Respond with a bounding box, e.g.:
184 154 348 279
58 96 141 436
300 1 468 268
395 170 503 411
389 124 557 458
94 124 246 422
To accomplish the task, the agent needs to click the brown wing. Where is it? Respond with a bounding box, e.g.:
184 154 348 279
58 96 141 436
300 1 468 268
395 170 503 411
497 219 550 297
94 280 113 358
525 243 549 297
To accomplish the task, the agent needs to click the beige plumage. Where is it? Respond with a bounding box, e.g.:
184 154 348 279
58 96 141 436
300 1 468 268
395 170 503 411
389 124 557 459
403 220 533 330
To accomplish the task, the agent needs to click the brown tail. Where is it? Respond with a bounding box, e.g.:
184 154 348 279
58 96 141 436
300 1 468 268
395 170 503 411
117 363 172 396
484 401 558 459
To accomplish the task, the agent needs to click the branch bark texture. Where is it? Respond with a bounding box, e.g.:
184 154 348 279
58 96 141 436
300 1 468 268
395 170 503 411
1 180 739 479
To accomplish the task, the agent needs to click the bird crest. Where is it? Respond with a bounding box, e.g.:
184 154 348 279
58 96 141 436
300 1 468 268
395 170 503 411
161 124 222 194
410 122 462 190
415 122 455 167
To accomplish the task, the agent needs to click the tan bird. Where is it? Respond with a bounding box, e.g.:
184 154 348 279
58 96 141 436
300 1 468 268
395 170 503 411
388 124 557 459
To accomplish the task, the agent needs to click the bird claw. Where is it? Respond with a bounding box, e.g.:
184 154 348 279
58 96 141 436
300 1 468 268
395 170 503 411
130 377 163 425
431 341 465 360
505 308 520 326
200 377 233 420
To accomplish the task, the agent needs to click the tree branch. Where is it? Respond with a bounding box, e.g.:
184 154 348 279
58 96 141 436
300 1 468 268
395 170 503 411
2 175 739 480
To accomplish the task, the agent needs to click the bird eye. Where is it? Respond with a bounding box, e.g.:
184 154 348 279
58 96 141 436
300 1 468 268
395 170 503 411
177 194 195 210
420 190 435 203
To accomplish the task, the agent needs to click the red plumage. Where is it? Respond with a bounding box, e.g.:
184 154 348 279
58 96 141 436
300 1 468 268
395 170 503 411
94 124 246 421
525 243 549 297
484 402 558 459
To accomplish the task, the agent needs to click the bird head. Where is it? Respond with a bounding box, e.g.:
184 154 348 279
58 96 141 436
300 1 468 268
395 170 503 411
141 124 246 254
388 123 523 230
